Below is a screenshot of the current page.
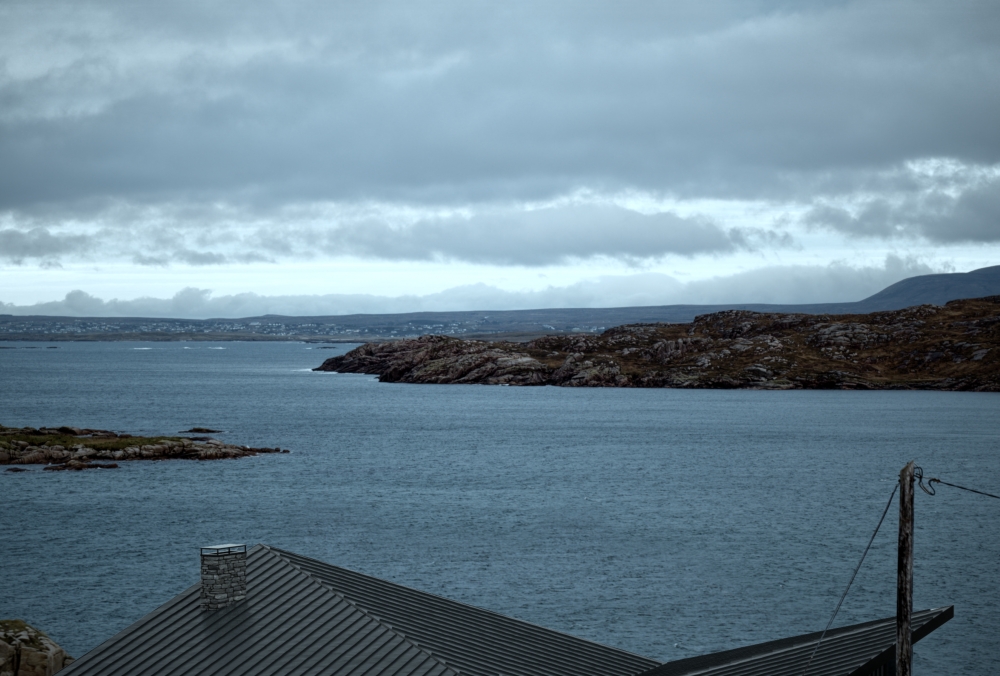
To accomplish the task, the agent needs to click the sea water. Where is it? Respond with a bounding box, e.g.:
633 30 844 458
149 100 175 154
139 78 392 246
1 341 998 673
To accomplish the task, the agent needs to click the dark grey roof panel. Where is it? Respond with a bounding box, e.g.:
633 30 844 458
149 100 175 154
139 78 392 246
61 545 458 676
272 547 662 676
640 606 953 676
61 542 951 676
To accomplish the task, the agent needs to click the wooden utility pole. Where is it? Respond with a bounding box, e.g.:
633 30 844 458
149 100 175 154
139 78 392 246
897 461 915 676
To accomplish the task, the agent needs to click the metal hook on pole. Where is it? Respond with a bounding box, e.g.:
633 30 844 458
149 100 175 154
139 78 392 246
914 466 936 496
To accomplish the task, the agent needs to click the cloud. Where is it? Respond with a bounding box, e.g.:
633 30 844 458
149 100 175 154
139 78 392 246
315 205 777 265
679 255 936 305
1 0 998 214
0 227 93 263
0 202 789 267
1 0 997 279
0 256 936 318
804 167 1000 243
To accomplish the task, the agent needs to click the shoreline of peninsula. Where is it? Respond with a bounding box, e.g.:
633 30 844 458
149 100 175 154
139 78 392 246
314 297 1000 391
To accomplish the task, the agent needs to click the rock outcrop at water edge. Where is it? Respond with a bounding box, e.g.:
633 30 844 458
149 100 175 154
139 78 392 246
0 620 73 675
314 296 1000 390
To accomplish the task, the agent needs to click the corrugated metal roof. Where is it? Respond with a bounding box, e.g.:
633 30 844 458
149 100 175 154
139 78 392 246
60 544 661 676
641 606 953 676
61 545 459 676
270 547 661 676
59 543 952 676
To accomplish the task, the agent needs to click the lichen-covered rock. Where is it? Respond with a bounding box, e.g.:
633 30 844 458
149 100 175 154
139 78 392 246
314 296 1000 391
0 620 73 675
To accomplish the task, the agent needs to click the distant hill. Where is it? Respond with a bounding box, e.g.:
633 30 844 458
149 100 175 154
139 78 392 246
2 265 999 341
852 265 1000 311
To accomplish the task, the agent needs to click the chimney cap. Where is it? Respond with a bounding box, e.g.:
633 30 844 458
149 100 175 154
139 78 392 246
201 543 246 555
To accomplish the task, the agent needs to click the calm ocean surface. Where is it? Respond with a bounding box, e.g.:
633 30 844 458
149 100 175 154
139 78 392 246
1 341 998 673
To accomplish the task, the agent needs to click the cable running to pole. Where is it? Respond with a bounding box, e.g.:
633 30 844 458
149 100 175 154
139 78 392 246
801 482 898 676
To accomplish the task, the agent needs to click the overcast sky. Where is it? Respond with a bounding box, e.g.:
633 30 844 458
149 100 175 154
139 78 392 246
1 0 998 317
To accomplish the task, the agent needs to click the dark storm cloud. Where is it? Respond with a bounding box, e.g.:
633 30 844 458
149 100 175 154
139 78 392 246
315 206 770 265
804 173 1000 242
0 203 784 266
0 227 93 263
1 0 999 208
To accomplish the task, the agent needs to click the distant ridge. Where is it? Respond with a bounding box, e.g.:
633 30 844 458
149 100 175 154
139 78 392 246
231 264 1000 326
2 265 999 340
853 264 1000 310
196 264 1000 322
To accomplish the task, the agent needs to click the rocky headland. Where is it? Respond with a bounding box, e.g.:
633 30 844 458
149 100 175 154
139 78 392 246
0 620 72 676
314 297 1000 391
0 425 288 471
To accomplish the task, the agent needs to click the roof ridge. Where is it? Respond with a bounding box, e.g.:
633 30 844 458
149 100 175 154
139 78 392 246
266 545 462 676
268 545 662 667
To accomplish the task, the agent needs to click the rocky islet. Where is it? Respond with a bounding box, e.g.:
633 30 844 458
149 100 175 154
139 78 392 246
0 425 288 471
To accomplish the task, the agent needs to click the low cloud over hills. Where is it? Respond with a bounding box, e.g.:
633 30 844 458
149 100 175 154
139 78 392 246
0 257 953 320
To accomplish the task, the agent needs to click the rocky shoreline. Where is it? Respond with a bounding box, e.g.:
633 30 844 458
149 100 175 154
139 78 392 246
315 297 1000 391
1 620 73 675
1 425 288 471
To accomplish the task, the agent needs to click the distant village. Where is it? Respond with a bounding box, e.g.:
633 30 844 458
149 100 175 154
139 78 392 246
0 316 465 340
0 313 610 342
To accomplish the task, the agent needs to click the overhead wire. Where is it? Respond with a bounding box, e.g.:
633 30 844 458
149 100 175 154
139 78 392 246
800 465 996 675
916 466 1000 500
801 481 898 676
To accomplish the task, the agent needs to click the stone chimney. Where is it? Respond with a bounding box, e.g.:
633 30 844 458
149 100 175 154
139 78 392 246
200 544 247 610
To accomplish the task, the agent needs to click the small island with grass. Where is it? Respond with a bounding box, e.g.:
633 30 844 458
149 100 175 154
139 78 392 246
1 425 288 471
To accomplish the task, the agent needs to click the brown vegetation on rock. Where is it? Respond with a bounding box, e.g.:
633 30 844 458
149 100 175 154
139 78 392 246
314 297 1000 391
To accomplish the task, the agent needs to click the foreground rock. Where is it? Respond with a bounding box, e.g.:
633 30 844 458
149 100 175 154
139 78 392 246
0 425 288 469
0 620 73 675
315 297 1000 390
